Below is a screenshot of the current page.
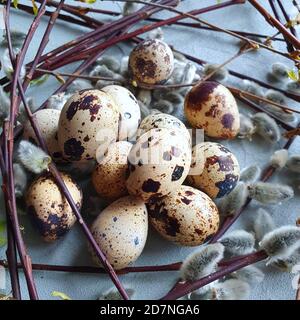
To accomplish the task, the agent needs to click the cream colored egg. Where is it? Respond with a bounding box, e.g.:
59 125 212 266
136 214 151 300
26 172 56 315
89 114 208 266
92 141 132 200
187 142 240 199
102 85 141 141
184 81 240 139
126 128 191 202
90 196 148 270
129 39 174 87
148 185 219 246
136 113 191 144
58 89 120 162
23 109 61 161
26 172 82 242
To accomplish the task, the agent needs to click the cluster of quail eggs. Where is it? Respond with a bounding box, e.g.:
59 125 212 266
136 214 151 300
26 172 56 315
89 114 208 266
23 37 241 270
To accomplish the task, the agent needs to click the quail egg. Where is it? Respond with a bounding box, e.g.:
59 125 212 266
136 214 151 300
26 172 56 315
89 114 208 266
58 89 120 162
184 81 240 139
129 39 174 87
90 195 148 270
187 142 240 199
26 172 82 242
148 185 219 246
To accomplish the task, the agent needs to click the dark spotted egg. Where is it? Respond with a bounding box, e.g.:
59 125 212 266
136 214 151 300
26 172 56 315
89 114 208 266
102 85 141 141
184 81 240 139
126 128 191 202
26 172 82 242
129 39 174 87
23 109 61 161
58 89 120 162
148 185 219 246
90 195 148 270
136 113 191 144
187 142 240 199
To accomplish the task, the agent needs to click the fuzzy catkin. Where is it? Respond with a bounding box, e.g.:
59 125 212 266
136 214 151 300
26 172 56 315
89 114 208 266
203 64 228 81
18 140 51 174
262 103 296 123
286 155 300 173
259 226 300 257
180 243 225 282
66 79 91 94
213 279 251 300
270 149 289 169
241 80 264 96
13 163 27 197
253 208 276 242
240 165 261 183
98 288 135 300
219 230 255 256
270 63 289 81
218 182 249 216
238 114 255 140
265 90 287 105
252 112 281 143
248 182 294 204
232 266 265 285
47 92 71 111
270 243 300 272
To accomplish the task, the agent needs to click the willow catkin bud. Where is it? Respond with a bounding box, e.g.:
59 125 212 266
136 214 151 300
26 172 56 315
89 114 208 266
231 266 265 285
240 164 261 183
252 112 281 143
95 56 120 73
137 89 152 107
203 64 228 81
66 79 91 94
264 90 286 105
0 85 10 121
286 81 300 94
98 288 135 300
147 27 164 41
270 63 289 81
270 149 289 169
262 103 296 123
180 243 225 282
13 163 27 197
253 208 276 242
1 29 26 48
238 114 255 140
212 279 251 300
248 182 294 204
259 226 300 258
219 230 255 256
286 155 300 173
241 80 264 96
120 56 129 76
153 99 174 114
270 243 300 272
47 92 71 111
18 140 51 174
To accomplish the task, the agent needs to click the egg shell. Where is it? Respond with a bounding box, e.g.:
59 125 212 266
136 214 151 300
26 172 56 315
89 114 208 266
184 81 240 139
187 142 240 199
23 109 61 160
136 113 191 144
129 39 174 87
90 195 148 270
26 172 82 242
92 141 132 200
148 186 219 246
58 89 120 162
102 85 141 141
126 128 191 202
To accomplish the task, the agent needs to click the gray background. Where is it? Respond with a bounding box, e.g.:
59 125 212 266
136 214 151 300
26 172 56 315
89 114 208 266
0 0 299 300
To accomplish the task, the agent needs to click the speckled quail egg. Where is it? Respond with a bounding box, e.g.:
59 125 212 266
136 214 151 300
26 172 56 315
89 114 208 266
92 141 132 200
101 85 141 141
58 89 120 162
126 128 191 202
26 172 82 242
187 142 240 199
136 113 191 144
148 185 219 246
184 81 240 139
90 195 148 270
129 39 174 87
23 109 61 161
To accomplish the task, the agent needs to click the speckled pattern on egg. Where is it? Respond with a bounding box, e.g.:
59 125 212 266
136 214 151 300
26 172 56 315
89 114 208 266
136 113 191 144
90 196 148 270
23 109 61 160
184 81 240 139
148 186 219 246
187 142 240 199
129 39 174 87
26 172 82 242
58 89 120 162
102 85 141 141
126 128 191 202
92 141 132 200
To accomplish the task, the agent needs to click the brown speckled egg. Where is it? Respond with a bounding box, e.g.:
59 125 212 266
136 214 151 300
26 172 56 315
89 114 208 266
126 128 191 202
92 141 132 200
187 142 240 199
26 172 82 242
136 113 191 144
184 81 240 139
102 85 141 141
129 39 174 87
23 109 61 161
90 195 148 270
148 185 219 246
58 89 120 162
